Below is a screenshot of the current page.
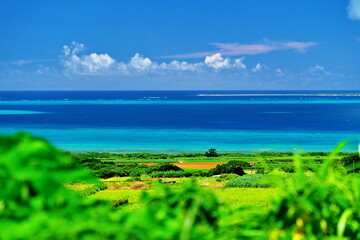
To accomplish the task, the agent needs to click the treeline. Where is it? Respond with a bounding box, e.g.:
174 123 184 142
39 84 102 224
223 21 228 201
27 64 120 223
66 151 352 160
77 157 247 179
75 154 359 178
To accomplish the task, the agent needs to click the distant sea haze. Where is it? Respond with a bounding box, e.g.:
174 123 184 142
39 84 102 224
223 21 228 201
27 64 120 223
0 90 359 153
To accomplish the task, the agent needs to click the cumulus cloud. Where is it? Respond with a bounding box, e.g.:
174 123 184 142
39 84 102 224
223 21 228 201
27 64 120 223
162 40 317 59
61 42 248 76
251 63 263 73
348 0 360 20
62 42 116 74
204 53 230 69
130 53 153 70
82 53 115 71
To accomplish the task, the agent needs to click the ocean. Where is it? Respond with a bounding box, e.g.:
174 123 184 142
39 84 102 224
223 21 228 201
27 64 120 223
1 90 360 153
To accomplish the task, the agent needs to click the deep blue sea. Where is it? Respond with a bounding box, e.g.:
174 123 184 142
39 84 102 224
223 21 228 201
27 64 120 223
1 90 360 153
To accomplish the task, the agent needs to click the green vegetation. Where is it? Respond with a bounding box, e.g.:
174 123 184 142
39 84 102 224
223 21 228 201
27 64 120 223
1 133 360 239
77 156 245 178
224 174 276 188
79 182 108 197
213 188 279 208
341 152 360 173
67 150 350 164
208 161 246 176
205 148 218 157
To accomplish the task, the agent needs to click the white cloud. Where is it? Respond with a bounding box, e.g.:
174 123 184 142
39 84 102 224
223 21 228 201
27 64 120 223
348 0 360 20
204 53 230 69
309 65 325 72
165 60 202 72
62 42 250 76
233 57 247 69
83 53 115 72
62 42 116 74
275 68 284 76
130 53 153 70
63 41 84 56
309 65 331 76
251 63 263 73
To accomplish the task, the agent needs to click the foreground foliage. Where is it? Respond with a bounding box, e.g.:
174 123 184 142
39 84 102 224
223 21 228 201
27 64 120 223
1 133 359 239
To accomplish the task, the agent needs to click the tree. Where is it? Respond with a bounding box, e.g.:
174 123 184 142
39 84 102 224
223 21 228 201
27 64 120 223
208 162 245 176
205 148 218 157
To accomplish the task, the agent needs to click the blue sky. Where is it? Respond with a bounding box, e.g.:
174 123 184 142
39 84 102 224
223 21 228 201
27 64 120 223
0 0 360 90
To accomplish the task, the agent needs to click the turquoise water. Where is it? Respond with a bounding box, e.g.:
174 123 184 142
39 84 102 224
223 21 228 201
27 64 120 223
1 90 360 153
0 110 48 115
1 127 358 153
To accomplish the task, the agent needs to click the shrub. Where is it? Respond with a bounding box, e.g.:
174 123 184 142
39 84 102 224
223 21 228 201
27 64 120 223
151 163 183 172
190 170 210 177
209 162 245 176
94 166 118 179
227 160 251 169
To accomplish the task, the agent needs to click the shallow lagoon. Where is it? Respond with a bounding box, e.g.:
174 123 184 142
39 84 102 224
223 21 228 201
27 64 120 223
1 90 359 152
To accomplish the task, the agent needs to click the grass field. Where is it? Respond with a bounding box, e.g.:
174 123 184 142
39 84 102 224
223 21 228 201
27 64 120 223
70 176 280 211
89 187 279 210
67 151 353 213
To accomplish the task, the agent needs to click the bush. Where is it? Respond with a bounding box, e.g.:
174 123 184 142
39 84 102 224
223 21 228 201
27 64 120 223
151 163 183 172
208 162 245 176
227 160 251 168
190 170 210 177
94 166 119 179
